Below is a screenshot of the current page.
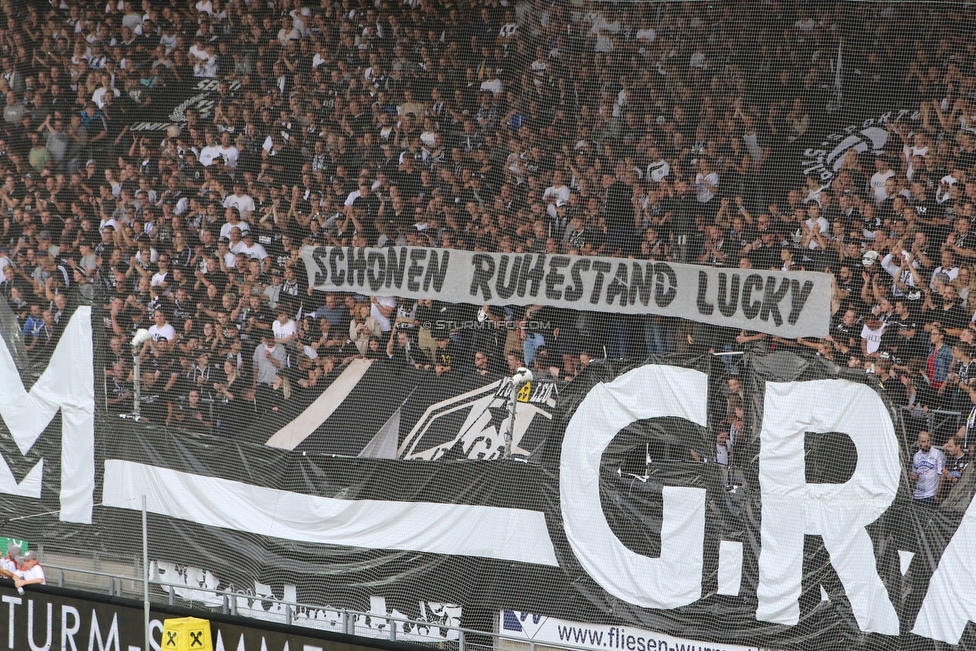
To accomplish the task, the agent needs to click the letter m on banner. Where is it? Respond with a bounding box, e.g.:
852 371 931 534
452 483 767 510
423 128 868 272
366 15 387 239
0 307 95 523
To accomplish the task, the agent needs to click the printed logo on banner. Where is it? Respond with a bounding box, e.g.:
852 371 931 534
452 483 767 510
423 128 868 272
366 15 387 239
502 610 546 637
398 379 557 460
129 79 242 132
798 108 918 182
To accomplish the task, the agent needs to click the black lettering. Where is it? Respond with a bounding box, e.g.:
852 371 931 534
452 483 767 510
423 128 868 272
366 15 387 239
311 246 329 286
788 279 815 325
329 248 345 285
565 259 590 302
423 250 450 292
517 254 547 297
653 263 677 307
385 247 408 289
742 274 764 319
590 260 613 305
760 276 791 326
628 262 654 307
716 273 741 318
606 263 630 306
545 256 570 301
366 251 386 291
496 255 523 300
470 254 496 300
696 271 714 315
407 249 427 292
346 247 368 286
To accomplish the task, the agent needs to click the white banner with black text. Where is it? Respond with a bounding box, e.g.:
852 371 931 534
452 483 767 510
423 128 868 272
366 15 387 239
300 246 831 338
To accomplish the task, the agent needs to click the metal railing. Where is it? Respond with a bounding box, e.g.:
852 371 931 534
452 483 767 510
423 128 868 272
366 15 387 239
898 406 963 440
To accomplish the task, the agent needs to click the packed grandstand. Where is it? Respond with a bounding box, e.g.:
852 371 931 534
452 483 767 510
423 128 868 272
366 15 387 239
0 0 972 436
0 1 974 650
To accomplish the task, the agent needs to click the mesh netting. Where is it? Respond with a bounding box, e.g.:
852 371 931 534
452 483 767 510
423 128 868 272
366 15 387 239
0 1 973 651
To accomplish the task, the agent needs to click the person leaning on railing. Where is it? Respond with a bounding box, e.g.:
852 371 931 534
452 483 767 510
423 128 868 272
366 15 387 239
0 549 45 589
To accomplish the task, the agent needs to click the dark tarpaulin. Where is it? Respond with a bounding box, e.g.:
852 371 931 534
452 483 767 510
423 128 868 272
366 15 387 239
0 343 974 650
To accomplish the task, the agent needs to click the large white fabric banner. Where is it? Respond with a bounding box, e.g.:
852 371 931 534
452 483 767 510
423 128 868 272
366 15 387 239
300 246 831 338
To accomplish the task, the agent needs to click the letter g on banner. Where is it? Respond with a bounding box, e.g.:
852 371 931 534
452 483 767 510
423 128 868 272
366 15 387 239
561 365 708 609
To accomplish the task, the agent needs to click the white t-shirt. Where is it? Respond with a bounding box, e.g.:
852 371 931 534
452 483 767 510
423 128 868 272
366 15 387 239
635 28 656 44
272 318 297 340
370 296 396 332
543 184 570 205
912 447 945 500
0 558 16 573
480 78 503 95
223 193 255 220
232 242 269 260
931 265 960 290
860 322 885 355
804 217 830 249
150 271 169 287
92 86 120 109
871 169 895 204
15 564 45 585
219 221 250 239
199 145 222 167
695 172 719 203
343 189 362 206
148 323 176 341
217 145 239 169
188 44 208 61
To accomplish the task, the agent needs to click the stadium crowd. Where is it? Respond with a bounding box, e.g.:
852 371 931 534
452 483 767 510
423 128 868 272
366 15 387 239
0 0 971 473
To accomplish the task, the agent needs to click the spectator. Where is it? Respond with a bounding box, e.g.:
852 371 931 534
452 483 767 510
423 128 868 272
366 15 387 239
387 330 431 370
924 326 954 391
272 308 297 345
433 334 459 376
911 431 944 505
349 303 381 356
940 436 970 501
0 550 45 589
213 358 246 437
313 293 347 328
1 0 976 437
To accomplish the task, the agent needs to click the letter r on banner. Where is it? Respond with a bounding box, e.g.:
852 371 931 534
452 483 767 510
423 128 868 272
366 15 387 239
756 380 900 634
561 365 708 609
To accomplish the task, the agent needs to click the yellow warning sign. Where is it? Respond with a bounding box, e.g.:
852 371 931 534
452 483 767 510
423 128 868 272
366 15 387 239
516 382 532 403
162 617 213 651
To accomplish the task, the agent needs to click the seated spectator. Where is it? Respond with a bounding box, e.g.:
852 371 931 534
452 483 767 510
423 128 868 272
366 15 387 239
172 389 213 434
388 330 431 369
349 303 381 356
432 334 459 376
